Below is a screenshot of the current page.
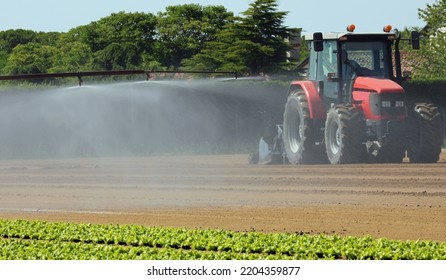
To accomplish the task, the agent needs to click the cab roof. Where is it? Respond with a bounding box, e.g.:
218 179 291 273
308 32 397 41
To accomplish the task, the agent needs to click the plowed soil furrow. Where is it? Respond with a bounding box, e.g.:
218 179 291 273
1 152 446 241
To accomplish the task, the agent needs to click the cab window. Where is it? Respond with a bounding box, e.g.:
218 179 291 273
341 41 389 79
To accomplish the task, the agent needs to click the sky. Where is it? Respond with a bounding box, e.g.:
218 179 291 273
0 0 437 33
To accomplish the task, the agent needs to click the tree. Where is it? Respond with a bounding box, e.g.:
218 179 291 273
415 0 446 79
0 29 62 75
155 4 232 68
51 42 93 72
0 29 38 53
93 42 140 70
419 0 446 32
94 12 157 53
182 20 274 74
61 12 157 70
240 0 291 72
0 50 7 74
3 43 57 75
61 23 102 53
35 32 61 47
182 0 292 74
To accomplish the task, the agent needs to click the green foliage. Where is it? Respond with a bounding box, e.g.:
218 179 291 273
240 0 291 71
183 0 292 74
50 42 93 72
62 12 157 54
5 1 445 79
0 50 7 73
67 12 157 71
35 32 61 47
0 29 38 53
418 0 446 32
3 43 58 75
298 35 309 63
0 1 303 79
61 23 102 53
155 4 232 68
415 0 446 79
0 29 61 74
1 219 446 260
93 42 140 70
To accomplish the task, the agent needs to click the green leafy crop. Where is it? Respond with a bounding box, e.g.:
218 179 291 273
1 219 445 260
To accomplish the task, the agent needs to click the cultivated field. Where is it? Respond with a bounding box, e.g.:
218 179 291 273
1 151 446 242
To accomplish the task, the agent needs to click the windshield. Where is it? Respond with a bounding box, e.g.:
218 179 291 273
341 41 390 79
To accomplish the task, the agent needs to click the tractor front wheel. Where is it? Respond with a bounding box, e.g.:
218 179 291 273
283 90 326 164
325 105 364 164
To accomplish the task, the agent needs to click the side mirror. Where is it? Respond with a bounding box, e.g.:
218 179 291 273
411 31 420 50
313 32 324 52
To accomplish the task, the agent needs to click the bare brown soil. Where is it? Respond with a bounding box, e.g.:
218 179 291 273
1 152 446 241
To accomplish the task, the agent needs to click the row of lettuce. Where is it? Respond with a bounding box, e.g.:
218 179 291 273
1 219 445 260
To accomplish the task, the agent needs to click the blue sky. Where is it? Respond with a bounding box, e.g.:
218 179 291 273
0 0 437 33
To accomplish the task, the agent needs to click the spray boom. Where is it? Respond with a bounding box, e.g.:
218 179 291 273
0 69 238 86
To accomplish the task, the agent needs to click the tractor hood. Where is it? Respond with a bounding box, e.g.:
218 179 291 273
353 77 404 94
352 77 406 121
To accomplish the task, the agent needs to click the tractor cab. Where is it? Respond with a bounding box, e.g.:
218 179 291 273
308 25 416 108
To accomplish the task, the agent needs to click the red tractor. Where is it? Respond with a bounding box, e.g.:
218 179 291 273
255 25 443 164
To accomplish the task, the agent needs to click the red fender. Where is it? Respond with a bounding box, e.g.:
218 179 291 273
289 81 326 119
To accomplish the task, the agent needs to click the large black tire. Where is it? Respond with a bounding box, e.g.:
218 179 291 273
406 103 443 163
325 104 364 164
283 91 326 164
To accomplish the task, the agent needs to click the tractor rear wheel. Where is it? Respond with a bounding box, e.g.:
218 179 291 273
283 90 325 164
325 104 364 164
406 103 443 163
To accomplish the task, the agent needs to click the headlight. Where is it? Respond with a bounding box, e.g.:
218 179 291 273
395 100 404 107
382 101 391 108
